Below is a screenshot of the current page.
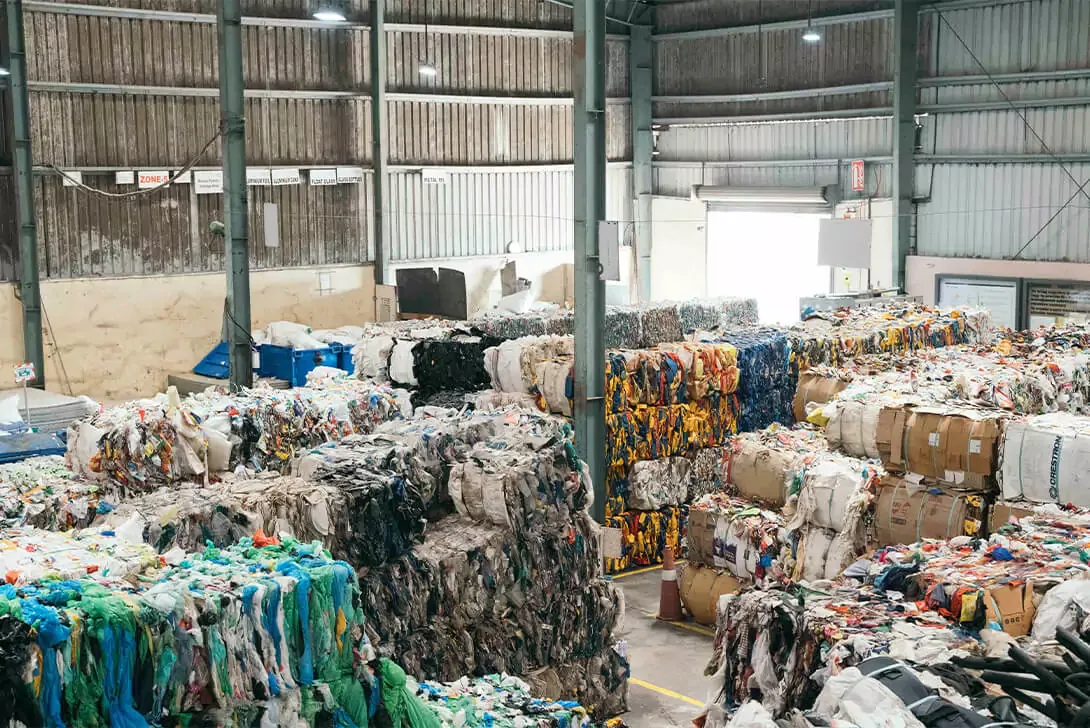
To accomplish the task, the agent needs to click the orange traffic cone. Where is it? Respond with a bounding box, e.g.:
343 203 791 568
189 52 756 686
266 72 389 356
657 544 683 622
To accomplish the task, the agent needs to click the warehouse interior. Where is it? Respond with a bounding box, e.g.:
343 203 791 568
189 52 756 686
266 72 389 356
4 0 1090 726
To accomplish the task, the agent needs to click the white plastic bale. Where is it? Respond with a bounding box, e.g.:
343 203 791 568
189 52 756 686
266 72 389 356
354 335 395 380
536 360 573 417
826 400 882 460
813 667 925 728
1000 414 1090 508
797 527 834 582
389 340 419 386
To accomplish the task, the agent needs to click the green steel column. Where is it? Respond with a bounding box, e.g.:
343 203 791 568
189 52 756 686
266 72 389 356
7 0 45 386
217 0 253 389
370 0 388 284
893 0 919 291
630 24 653 303
574 0 607 522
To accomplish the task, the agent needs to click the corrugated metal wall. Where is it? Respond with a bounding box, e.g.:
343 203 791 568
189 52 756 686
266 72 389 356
0 1 634 280
388 165 632 261
652 0 1090 264
917 163 1090 262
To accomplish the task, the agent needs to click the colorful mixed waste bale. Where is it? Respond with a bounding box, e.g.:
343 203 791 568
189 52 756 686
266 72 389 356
850 507 1090 637
604 504 688 572
787 305 993 372
66 379 408 488
0 455 114 530
417 672 626 728
704 583 976 720
0 529 383 727
715 328 793 433
686 493 786 585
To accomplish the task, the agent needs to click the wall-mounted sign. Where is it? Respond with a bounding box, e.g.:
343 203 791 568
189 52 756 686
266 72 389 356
851 160 866 192
336 166 365 184
421 168 449 185
272 168 301 186
61 171 83 187
138 170 171 189
194 170 223 195
309 169 338 186
174 170 192 184
13 362 35 384
247 169 273 186
115 170 135 185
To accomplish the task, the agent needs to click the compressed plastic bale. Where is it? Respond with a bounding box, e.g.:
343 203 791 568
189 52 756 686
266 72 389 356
626 457 692 510
411 335 501 396
638 303 683 347
536 359 574 416
1000 413 1090 508
0 456 114 531
604 306 642 349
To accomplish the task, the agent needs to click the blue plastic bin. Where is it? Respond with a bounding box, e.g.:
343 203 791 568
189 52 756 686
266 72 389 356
258 344 337 387
193 342 230 379
336 344 356 374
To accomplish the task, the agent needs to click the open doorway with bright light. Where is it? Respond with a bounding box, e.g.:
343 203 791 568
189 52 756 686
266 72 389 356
706 211 832 325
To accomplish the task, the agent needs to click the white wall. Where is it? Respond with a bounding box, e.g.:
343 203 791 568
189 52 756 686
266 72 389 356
650 196 707 301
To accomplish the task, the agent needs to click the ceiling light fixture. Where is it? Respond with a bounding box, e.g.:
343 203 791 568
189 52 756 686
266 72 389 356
802 0 820 43
417 0 438 79
0 68 9 76
312 8 347 21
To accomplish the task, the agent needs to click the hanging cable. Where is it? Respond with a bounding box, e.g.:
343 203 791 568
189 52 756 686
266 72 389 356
42 130 223 199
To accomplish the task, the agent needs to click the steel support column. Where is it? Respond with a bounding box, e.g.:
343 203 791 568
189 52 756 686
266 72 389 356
370 0 388 284
218 0 252 389
7 0 45 386
574 0 607 522
631 23 653 303
892 0 919 290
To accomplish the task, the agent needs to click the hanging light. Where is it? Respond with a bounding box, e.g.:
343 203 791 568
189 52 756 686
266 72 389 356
802 0 820 43
417 0 437 78
418 62 438 78
0 68 9 76
313 8 347 21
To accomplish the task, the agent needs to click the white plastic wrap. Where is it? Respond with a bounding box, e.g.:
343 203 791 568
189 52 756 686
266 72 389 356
355 335 396 380
725 702 778 728
1000 413 1090 508
826 400 882 460
263 321 327 349
536 360 573 417
797 527 834 582
813 667 925 728
389 340 419 386
1032 579 1090 642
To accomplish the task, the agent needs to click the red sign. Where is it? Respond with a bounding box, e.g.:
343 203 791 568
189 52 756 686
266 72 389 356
851 160 866 192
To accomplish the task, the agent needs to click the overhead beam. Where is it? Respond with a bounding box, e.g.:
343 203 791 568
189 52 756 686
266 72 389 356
652 0 1039 40
22 1 629 39
218 0 252 390
370 0 388 285
631 24 653 303
573 0 607 523
893 0 919 291
653 154 1090 166
6 0 46 387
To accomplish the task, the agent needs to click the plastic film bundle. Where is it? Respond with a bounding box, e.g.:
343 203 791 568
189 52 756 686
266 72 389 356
0 455 114 530
67 379 408 488
718 328 793 432
0 530 380 727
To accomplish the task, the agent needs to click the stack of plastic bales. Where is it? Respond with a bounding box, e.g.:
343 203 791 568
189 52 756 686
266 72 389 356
0 455 115 530
66 379 409 488
714 328 793 433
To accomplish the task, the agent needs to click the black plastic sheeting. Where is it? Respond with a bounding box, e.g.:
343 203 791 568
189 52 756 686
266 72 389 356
0 616 39 727
411 336 503 397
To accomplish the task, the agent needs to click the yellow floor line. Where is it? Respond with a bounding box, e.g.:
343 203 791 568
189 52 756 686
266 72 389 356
610 560 687 580
643 611 716 637
629 677 705 708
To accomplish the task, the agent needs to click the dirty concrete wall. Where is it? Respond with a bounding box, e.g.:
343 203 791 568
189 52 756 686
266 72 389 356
0 265 376 402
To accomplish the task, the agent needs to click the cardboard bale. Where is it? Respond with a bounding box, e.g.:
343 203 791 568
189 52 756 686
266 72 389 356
727 439 797 507
871 476 988 548
679 563 741 625
687 508 716 567
985 500 1036 533
877 405 1003 482
793 371 848 423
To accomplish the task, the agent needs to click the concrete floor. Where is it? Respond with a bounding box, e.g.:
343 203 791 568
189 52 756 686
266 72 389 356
612 565 720 727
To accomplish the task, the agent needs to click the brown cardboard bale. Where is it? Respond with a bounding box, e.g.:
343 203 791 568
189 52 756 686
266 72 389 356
871 477 987 548
984 582 1036 637
876 405 1002 482
687 509 716 567
728 440 796 507
986 500 1036 533
679 563 742 625
793 372 849 423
